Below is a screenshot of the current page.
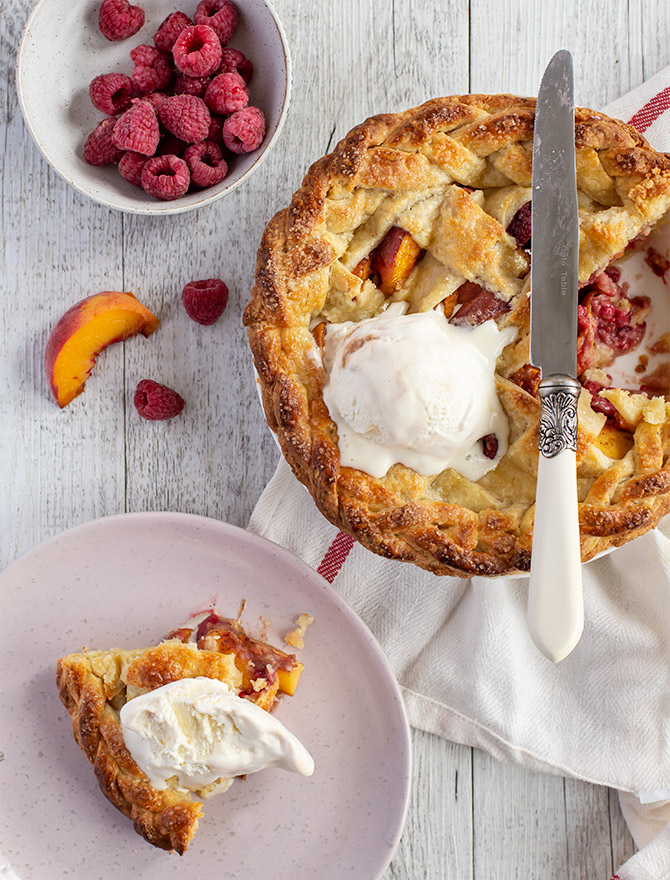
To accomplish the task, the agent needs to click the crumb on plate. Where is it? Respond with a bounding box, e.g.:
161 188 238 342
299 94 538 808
284 614 314 650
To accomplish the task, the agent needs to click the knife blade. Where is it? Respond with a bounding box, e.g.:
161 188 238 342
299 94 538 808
527 50 584 663
530 50 579 376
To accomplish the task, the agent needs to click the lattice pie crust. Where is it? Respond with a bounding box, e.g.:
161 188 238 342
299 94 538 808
245 95 670 577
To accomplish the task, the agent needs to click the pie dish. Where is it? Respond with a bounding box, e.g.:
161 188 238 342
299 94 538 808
245 94 670 577
57 611 305 854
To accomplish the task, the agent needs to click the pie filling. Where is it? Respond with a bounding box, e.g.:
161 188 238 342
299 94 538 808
316 208 666 479
168 610 302 698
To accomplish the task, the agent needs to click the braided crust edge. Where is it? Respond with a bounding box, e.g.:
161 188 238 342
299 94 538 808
245 95 670 578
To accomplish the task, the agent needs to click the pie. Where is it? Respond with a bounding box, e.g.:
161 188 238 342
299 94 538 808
57 611 304 854
244 95 670 577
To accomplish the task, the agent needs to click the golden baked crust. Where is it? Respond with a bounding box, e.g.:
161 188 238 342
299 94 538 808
57 616 302 853
244 95 670 577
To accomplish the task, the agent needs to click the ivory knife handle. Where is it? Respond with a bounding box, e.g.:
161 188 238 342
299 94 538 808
527 375 584 663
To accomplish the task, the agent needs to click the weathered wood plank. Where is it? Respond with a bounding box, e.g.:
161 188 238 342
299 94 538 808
469 0 634 108
388 731 473 880
610 789 636 871
564 779 613 879
472 755 568 878
630 0 670 83
1 0 125 570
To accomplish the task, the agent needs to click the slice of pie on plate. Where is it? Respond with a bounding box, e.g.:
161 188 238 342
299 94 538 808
57 611 310 854
245 94 670 577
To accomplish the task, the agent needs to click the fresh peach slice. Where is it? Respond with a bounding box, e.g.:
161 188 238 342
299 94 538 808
370 226 424 294
45 291 160 408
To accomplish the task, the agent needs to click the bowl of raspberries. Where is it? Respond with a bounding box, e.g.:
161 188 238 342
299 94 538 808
17 0 291 213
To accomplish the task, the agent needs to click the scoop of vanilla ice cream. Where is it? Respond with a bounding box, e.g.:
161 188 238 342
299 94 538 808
120 677 314 795
322 308 516 480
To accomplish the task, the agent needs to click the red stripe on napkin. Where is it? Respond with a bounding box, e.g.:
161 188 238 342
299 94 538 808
628 86 670 132
317 532 355 582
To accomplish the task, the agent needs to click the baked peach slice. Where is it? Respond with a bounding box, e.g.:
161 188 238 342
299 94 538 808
595 423 634 458
370 226 424 294
351 254 372 281
45 291 160 408
277 662 304 696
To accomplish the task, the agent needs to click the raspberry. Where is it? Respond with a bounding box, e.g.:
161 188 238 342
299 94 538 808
89 73 133 115
158 134 188 157
118 150 147 186
206 114 224 145
184 141 228 187
216 46 242 71
157 95 210 143
112 100 160 155
218 47 253 83
83 117 124 165
98 0 144 41
236 56 253 84
194 0 237 45
222 106 265 154
134 380 185 420
481 433 499 459
153 11 192 52
173 73 210 97
181 278 229 325
507 202 532 247
140 91 168 110
204 71 248 115
645 247 670 281
130 44 173 95
172 25 222 77
141 154 190 200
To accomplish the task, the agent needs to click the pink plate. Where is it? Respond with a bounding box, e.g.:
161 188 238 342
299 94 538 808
0 512 410 878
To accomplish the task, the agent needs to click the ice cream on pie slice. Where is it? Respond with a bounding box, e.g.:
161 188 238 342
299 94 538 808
57 612 313 855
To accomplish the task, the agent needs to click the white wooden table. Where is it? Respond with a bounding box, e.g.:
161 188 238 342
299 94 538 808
2 0 668 876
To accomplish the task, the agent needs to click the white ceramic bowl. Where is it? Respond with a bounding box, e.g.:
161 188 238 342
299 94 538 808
17 0 291 214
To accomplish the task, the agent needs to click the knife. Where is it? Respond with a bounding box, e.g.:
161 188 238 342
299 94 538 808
527 50 584 663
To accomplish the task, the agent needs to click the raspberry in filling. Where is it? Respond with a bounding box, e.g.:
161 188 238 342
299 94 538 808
449 283 510 326
581 379 617 418
645 247 670 282
480 433 499 459
577 263 653 422
506 201 532 247
577 266 649 377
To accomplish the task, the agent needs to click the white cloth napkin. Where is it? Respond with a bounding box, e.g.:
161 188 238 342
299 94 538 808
249 71 670 880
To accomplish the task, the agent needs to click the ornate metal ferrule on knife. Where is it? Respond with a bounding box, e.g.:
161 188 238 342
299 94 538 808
526 50 584 663
537 375 580 458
